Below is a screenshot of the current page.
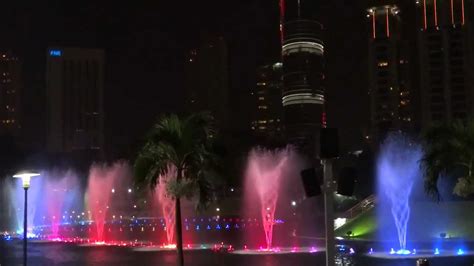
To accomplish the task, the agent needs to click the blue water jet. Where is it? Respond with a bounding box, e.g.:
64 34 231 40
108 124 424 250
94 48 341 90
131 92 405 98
377 134 422 251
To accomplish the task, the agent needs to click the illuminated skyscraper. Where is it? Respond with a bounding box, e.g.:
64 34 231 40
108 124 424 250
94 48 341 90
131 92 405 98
0 51 22 136
46 47 104 159
416 0 474 128
367 1 413 142
251 63 284 142
280 0 325 157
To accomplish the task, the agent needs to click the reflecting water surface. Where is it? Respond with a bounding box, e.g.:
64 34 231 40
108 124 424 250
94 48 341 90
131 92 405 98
1 241 474 266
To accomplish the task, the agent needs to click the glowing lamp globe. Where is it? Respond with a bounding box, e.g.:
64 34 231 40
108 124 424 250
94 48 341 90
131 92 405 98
13 172 40 188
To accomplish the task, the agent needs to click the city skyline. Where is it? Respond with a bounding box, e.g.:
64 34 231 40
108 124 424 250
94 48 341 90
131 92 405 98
0 1 376 163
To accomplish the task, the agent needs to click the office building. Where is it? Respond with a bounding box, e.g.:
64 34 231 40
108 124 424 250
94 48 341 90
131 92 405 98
46 47 104 160
0 51 22 136
184 35 230 130
251 63 284 142
367 1 413 142
416 0 474 128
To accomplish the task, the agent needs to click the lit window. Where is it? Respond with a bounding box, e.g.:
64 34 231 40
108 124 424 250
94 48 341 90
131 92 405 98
258 126 267 130
257 82 267 86
258 120 267 124
258 97 265 100
378 62 389 67
258 106 268 110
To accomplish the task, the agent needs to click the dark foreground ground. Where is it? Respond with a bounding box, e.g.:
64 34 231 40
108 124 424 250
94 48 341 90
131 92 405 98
1 240 474 266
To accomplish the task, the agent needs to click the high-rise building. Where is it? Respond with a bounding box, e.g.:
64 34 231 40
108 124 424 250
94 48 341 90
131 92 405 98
184 35 230 130
46 47 104 160
0 51 22 136
367 1 413 142
251 63 284 142
280 0 326 157
416 0 474 128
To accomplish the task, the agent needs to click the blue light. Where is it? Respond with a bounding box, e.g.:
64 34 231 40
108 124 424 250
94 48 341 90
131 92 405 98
206 225 211 230
349 248 355 254
225 224 230 230
234 224 239 229
216 224 221 230
196 225 200 231
49 50 62 57
457 249 465 255
396 249 411 255
390 248 395 255
412 249 417 255
434 248 440 255
369 248 373 254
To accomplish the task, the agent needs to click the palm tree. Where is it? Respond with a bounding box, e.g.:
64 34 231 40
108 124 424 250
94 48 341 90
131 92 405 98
421 119 474 199
133 112 221 266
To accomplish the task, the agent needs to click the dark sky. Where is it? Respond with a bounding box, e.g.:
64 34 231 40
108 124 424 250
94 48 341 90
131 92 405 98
0 0 369 157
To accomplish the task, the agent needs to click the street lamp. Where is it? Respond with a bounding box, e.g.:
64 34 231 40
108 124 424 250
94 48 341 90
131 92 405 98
13 171 40 266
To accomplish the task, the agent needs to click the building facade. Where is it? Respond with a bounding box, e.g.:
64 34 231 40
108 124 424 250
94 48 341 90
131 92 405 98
46 47 104 160
184 35 230 131
367 1 413 143
416 0 474 128
251 63 284 142
280 0 326 157
0 51 22 137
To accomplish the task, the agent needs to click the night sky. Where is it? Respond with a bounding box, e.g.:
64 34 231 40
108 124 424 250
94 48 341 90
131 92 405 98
0 0 369 158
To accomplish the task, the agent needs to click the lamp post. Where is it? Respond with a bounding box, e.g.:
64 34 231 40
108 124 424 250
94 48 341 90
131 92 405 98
13 171 40 266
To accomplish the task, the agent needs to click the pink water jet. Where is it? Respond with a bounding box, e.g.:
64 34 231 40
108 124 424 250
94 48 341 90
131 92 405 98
86 163 129 242
153 166 176 245
244 148 291 250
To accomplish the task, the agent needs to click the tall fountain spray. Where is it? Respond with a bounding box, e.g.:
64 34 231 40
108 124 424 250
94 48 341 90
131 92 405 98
377 134 422 253
153 166 176 245
86 163 127 242
244 148 290 250
45 171 79 239
8 176 44 234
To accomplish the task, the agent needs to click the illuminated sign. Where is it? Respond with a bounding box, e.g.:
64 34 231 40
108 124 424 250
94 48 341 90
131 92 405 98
49 50 62 57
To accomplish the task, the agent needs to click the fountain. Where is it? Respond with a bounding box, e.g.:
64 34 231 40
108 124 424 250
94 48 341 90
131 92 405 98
45 171 79 239
8 176 44 235
153 166 176 246
377 134 422 253
86 163 129 242
244 147 291 250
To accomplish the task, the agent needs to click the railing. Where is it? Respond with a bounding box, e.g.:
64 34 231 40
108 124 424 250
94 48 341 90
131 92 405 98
343 194 376 220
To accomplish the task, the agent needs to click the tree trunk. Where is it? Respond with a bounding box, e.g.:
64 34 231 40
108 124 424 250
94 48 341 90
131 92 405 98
175 169 184 266
175 196 184 266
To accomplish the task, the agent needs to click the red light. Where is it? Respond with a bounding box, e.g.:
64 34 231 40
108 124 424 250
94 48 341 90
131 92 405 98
451 0 455 25
434 0 438 26
372 12 376 39
423 0 427 29
462 0 465 25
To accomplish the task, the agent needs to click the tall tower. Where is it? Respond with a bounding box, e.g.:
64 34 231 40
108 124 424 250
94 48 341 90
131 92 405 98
0 51 22 137
416 0 474 128
46 47 105 162
367 1 413 143
280 0 325 158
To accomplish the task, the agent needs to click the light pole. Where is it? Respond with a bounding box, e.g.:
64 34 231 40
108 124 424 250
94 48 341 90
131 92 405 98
13 171 40 266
